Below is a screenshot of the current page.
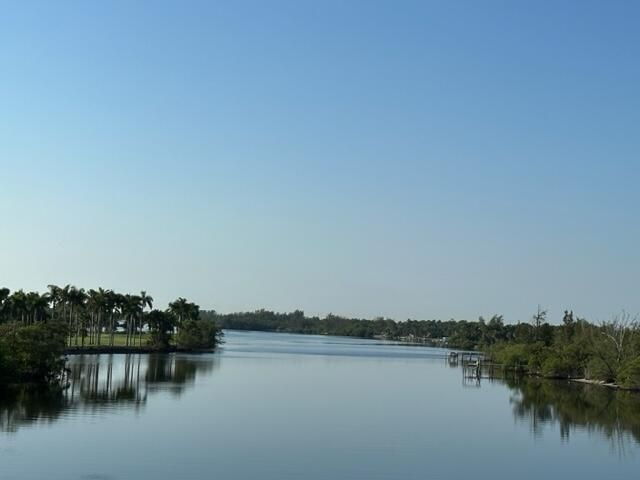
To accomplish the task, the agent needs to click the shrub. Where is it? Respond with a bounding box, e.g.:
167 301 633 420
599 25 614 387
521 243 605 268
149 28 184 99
175 319 220 350
491 343 529 371
585 357 616 383
526 342 551 374
617 358 640 390
0 321 67 384
541 355 573 378
146 310 175 350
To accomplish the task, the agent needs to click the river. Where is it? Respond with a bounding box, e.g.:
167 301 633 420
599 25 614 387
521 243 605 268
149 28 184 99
2 330 640 479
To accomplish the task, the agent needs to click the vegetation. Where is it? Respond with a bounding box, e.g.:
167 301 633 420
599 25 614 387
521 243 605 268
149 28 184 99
204 309 461 341
203 309 535 347
206 308 640 388
0 285 222 385
0 321 67 384
176 319 220 350
489 311 640 387
3 284 638 389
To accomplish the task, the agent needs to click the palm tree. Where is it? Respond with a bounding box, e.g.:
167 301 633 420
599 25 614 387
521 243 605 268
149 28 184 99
68 287 87 346
113 292 126 346
122 294 141 347
26 292 49 324
0 288 10 323
104 290 119 346
59 284 73 345
9 290 28 324
188 302 200 323
96 288 111 345
88 288 112 345
87 289 98 344
0 286 219 355
138 291 154 346
47 284 62 320
147 309 175 348
168 297 201 339
168 297 189 332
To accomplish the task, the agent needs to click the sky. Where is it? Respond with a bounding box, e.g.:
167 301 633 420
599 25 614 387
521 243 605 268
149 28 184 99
0 0 638 324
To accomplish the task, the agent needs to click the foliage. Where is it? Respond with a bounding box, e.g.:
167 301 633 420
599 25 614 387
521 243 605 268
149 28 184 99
204 309 512 348
541 355 574 378
0 321 68 384
0 284 218 352
146 310 176 349
0 284 222 384
210 307 640 386
617 357 640 389
490 343 529 371
175 319 220 350
2 285 639 388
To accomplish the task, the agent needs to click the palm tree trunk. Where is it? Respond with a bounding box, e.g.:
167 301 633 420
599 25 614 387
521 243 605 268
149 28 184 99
127 314 131 347
68 305 73 346
97 311 102 346
110 313 115 346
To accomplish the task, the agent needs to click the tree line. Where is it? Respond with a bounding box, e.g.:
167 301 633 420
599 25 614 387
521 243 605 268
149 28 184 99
203 309 459 340
488 309 640 388
202 309 522 344
4 289 638 389
204 307 640 388
0 285 222 385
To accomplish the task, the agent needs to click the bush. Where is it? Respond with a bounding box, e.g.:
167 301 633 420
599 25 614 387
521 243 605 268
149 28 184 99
0 321 68 384
617 358 640 389
0 342 8 382
175 319 220 350
491 343 529 371
541 355 573 378
525 342 551 374
146 310 175 350
586 357 617 383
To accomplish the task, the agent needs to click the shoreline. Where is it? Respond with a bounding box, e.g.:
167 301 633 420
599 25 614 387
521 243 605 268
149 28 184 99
569 377 626 390
64 346 216 355
493 368 637 392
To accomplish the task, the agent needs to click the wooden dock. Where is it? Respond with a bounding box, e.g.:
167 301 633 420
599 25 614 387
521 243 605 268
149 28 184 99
445 350 524 386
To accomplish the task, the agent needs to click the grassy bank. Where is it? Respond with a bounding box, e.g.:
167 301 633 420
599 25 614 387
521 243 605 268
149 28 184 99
65 332 219 354
67 332 153 348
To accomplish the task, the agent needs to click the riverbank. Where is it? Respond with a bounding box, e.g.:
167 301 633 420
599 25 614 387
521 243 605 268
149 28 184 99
10 330 640 479
569 377 629 390
64 345 215 355
469 357 640 392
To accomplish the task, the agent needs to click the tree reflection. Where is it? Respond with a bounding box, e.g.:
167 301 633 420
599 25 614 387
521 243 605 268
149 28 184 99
0 353 217 433
0 386 68 433
506 377 640 450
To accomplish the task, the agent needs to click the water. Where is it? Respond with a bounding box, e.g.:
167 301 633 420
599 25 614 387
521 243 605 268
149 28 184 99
2 330 640 479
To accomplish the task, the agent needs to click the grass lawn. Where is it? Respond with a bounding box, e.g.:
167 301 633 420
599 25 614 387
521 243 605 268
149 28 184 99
67 333 153 348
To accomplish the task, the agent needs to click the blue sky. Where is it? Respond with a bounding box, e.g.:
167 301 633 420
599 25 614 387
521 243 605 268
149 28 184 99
1 0 638 323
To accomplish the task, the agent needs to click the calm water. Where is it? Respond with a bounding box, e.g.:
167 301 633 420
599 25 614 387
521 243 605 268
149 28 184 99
2 330 640 479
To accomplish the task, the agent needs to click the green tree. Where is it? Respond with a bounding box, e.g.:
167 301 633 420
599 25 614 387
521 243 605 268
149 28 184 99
146 310 175 349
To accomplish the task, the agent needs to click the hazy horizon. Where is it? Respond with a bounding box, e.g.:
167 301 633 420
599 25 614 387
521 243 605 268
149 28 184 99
1 1 638 323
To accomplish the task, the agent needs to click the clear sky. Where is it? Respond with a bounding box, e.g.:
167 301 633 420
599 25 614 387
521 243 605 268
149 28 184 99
1 0 638 323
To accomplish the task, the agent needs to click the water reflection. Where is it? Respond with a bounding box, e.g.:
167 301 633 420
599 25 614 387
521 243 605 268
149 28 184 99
0 353 217 433
456 364 640 448
505 377 640 449
4 341 640 460
0 386 67 433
